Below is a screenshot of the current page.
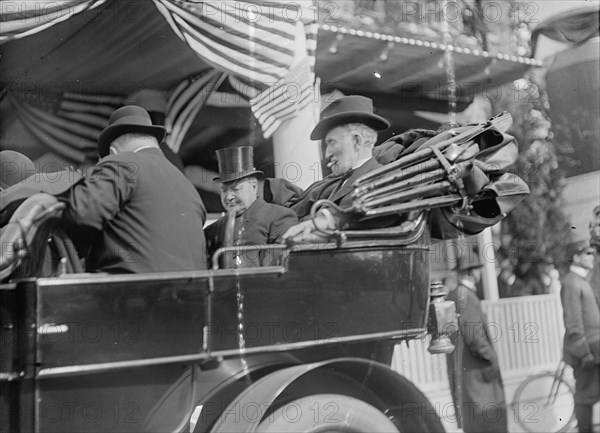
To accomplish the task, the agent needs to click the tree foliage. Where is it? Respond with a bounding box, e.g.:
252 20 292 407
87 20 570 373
491 73 573 276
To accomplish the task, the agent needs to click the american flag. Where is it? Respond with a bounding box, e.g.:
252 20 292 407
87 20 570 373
250 54 316 138
166 70 226 153
154 0 318 138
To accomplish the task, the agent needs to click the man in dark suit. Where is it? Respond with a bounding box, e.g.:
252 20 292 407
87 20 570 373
589 206 600 305
205 146 298 268
446 251 507 433
282 95 390 243
561 240 599 433
64 105 208 273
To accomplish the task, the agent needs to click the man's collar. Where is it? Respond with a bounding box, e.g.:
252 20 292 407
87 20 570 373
134 145 159 153
352 157 371 170
460 278 477 291
237 197 265 219
569 264 589 278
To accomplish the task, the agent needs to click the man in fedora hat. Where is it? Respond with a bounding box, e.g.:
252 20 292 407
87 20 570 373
561 239 599 433
446 246 507 433
282 95 390 243
63 105 208 273
205 146 298 267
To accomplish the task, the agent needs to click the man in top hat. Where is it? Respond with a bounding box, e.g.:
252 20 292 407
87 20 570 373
204 146 298 268
445 248 507 433
281 95 390 243
560 239 599 433
63 105 208 273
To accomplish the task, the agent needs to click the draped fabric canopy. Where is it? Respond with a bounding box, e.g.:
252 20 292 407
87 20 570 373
531 5 600 55
0 0 109 43
1 0 537 170
0 0 317 162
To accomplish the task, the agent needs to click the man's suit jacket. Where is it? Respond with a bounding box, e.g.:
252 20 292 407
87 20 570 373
561 269 600 366
287 158 382 220
205 197 298 267
446 281 507 433
66 148 208 273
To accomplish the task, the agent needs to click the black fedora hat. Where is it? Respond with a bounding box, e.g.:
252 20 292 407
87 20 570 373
213 146 264 183
310 95 390 140
97 105 166 158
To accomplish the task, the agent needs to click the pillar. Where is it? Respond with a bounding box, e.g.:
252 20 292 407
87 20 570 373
272 99 322 189
478 227 499 301
271 21 322 190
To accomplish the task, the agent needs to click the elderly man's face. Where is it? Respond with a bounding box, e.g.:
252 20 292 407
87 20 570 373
574 248 596 270
324 126 360 176
220 177 257 216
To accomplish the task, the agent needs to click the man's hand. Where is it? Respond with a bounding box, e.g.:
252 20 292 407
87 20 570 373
282 211 336 244
282 220 321 243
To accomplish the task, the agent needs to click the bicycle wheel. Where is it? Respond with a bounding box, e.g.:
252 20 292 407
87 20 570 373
512 372 576 433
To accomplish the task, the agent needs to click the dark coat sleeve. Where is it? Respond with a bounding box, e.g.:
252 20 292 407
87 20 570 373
65 157 137 230
561 274 592 360
459 287 498 363
268 206 299 243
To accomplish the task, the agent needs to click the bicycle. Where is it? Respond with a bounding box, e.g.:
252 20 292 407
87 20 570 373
510 359 576 433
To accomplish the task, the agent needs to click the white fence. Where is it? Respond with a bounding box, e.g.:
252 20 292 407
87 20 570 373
392 294 566 432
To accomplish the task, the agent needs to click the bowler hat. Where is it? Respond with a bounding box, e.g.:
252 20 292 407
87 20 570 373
310 95 390 140
0 150 35 190
97 105 166 158
213 146 263 183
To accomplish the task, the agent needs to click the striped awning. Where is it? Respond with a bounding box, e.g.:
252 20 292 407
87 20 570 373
1 1 317 141
0 0 108 44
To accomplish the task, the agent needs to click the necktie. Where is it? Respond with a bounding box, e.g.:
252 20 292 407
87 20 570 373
328 169 354 200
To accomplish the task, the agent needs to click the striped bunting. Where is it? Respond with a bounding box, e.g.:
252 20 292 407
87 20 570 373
249 21 318 139
7 69 225 162
166 70 226 153
154 1 318 138
250 55 316 138
8 92 124 163
0 0 108 44
153 0 303 85
251 19 318 138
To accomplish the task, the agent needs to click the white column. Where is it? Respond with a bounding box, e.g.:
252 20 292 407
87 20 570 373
478 227 499 301
271 21 322 190
272 100 322 189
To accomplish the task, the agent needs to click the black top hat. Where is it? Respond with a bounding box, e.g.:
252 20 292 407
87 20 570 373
213 146 264 183
310 95 390 140
97 105 166 158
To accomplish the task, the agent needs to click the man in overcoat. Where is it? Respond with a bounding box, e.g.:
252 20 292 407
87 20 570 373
446 251 507 433
588 206 600 305
205 146 298 267
561 240 600 433
64 105 208 273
